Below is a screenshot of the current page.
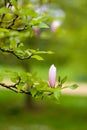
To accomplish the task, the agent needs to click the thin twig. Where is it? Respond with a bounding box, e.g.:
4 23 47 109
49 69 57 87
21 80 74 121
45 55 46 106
0 47 33 60
20 89 31 95
9 25 29 32
0 76 21 93
7 15 19 29
0 76 20 88
0 77 32 95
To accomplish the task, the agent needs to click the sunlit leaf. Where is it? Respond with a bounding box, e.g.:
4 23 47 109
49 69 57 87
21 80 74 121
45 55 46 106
69 84 78 89
0 28 9 32
17 82 25 92
31 55 44 60
37 22 49 28
25 50 32 56
0 7 12 14
36 51 54 54
11 0 18 10
54 87 61 100
29 49 36 53
20 9 38 17
61 76 67 84
30 87 37 97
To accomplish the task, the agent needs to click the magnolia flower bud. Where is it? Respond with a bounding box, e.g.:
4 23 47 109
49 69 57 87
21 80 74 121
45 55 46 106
32 26 40 36
49 64 56 88
51 20 61 32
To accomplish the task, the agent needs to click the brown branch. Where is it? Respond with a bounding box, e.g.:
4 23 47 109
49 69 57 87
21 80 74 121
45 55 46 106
0 76 32 95
0 47 33 60
0 82 18 93
6 15 29 31
8 25 29 32
20 89 31 95
7 15 19 29
0 76 21 93
3 0 29 32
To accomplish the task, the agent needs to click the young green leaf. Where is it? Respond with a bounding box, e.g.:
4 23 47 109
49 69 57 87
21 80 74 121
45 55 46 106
61 76 67 84
30 87 37 97
11 77 18 83
47 51 54 54
35 50 54 54
29 49 36 53
35 91 43 99
31 55 44 60
69 84 78 89
17 82 25 92
0 7 12 14
37 22 49 28
54 87 61 100
25 50 32 56
0 28 9 32
11 0 18 10
20 9 38 17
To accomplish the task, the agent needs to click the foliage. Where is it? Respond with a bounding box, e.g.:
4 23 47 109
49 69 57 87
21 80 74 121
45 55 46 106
24 0 87 82
0 0 78 102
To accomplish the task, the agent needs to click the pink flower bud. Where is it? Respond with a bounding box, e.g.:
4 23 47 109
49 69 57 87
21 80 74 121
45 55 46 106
51 20 62 32
32 26 40 36
49 64 56 88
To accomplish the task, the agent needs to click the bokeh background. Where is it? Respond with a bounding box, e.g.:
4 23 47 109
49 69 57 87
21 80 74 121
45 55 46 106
0 0 87 130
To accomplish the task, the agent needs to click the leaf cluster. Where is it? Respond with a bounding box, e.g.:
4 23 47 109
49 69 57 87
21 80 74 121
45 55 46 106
0 0 78 102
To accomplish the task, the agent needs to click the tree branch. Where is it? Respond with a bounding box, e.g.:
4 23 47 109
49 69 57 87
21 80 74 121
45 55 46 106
0 76 21 93
0 47 33 60
2 0 29 32
0 76 31 95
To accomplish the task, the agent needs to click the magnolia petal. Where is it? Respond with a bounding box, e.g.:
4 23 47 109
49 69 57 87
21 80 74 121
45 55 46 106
49 64 56 88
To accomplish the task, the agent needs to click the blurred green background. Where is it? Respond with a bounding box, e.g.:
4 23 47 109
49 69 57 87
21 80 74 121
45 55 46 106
0 90 87 130
0 0 87 130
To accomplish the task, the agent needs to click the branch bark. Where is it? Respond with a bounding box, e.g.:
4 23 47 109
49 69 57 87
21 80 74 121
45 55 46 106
0 77 31 95
0 47 33 60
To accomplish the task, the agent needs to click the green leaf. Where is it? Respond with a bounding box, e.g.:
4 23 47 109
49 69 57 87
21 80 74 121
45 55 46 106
61 76 67 84
31 55 44 60
21 9 38 17
19 72 28 82
62 86 68 89
0 7 12 14
4 71 19 82
10 38 17 49
35 91 43 99
36 50 54 54
18 43 24 47
30 87 37 97
17 82 25 92
11 77 18 83
30 17 43 25
69 84 78 89
47 51 54 54
54 87 61 100
25 50 32 56
37 22 49 28
29 49 36 53
15 49 24 55
0 28 9 32
11 0 18 10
